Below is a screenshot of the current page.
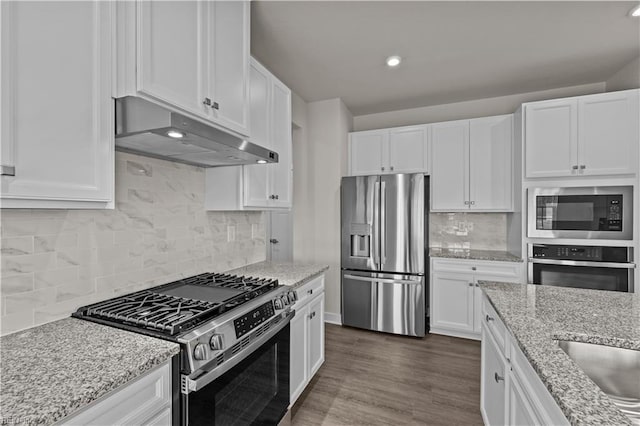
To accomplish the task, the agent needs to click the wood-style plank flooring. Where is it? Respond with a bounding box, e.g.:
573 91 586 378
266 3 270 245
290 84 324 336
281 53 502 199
291 324 483 426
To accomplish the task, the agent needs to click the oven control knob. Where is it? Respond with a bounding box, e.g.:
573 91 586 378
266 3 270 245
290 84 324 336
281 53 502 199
281 296 290 306
193 343 207 361
288 291 297 304
209 334 223 351
274 299 283 310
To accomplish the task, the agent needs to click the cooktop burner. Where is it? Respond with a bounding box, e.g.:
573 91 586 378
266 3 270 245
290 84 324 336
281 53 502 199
72 273 279 337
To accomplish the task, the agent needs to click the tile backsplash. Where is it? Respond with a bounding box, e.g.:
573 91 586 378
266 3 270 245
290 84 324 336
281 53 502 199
0 152 266 335
430 212 507 251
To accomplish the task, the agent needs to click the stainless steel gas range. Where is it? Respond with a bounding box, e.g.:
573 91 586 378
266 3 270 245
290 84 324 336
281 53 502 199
73 273 296 425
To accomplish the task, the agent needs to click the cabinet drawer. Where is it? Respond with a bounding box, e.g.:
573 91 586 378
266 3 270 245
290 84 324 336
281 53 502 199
294 275 325 307
58 362 172 425
482 295 507 354
432 258 521 278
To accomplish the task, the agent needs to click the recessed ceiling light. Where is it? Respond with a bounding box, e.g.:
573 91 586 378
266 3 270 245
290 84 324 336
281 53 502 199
386 55 401 67
630 4 640 17
256 160 267 164
167 130 185 139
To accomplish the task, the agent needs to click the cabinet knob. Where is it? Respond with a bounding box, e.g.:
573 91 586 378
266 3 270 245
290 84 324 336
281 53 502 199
471 266 477 271
212 101 219 110
486 314 494 322
475 283 479 287
203 98 212 106
269 194 275 199
390 166 394 171
579 165 586 170
270 238 279 244
468 282 474 287
464 201 470 205
470 201 475 205
572 165 579 170
494 372 504 383
381 167 385 171
275 195 279 200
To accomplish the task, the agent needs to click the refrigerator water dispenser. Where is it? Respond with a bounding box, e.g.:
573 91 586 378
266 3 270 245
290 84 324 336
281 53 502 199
350 223 371 258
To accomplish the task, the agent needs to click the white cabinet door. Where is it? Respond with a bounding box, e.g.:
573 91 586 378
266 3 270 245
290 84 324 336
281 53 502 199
469 115 512 211
525 99 578 178
289 303 308 405
1 1 113 208
137 1 207 119
431 272 475 333
388 126 429 174
578 90 638 176
270 78 293 208
208 0 250 136
349 131 387 176
307 293 325 378
481 327 507 426
508 372 541 426
431 121 469 210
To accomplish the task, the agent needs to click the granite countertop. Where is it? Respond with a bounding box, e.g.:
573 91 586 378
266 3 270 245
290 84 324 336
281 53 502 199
0 318 179 425
226 261 329 289
429 247 523 262
480 282 639 426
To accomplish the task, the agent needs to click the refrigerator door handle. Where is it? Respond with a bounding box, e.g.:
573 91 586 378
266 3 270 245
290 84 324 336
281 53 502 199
380 181 387 265
343 274 422 285
372 180 381 268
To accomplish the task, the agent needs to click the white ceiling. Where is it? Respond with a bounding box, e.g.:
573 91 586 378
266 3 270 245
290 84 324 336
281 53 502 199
251 1 640 116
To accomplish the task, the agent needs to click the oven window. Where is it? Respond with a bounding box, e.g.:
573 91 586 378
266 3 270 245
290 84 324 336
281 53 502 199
187 325 290 425
533 264 629 292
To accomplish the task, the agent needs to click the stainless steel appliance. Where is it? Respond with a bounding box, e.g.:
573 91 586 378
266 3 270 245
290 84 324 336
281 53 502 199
528 186 633 240
528 244 635 292
73 273 295 425
341 173 428 337
115 97 278 167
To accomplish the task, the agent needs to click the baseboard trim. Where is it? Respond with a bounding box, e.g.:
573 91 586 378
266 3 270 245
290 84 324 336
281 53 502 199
324 312 342 325
430 327 481 341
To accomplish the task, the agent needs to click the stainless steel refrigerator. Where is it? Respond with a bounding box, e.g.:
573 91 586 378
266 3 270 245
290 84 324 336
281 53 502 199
340 173 428 337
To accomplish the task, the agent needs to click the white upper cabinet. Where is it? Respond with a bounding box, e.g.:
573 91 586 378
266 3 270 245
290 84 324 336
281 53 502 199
116 1 250 137
525 89 638 179
348 125 429 176
206 59 292 211
431 115 513 212
1 1 114 208
431 121 469 210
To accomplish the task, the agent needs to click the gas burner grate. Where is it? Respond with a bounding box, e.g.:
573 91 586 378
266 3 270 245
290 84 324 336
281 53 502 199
73 272 279 336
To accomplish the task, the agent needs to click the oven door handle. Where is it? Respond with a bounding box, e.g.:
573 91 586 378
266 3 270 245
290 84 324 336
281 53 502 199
529 258 636 269
181 309 294 394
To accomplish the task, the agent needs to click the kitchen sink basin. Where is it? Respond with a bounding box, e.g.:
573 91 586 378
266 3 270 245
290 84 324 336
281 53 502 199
557 340 640 425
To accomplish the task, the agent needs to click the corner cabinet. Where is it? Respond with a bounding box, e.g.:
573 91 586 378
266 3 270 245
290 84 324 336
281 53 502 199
58 362 172 425
431 114 513 212
290 275 325 406
115 0 250 137
348 125 430 176
1 1 114 208
205 59 292 211
430 258 523 340
524 89 639 179
480 296 569 426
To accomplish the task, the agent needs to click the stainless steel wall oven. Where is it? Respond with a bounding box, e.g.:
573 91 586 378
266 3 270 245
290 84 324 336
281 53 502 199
528 186 633 240
528 244 635 292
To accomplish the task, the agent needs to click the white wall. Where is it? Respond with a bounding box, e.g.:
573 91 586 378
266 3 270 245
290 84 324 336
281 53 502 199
606 56 640 92
293 98 352 318
353 82 606 131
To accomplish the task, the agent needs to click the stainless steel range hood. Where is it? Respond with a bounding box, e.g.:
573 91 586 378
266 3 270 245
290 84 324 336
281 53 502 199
115 97 278 167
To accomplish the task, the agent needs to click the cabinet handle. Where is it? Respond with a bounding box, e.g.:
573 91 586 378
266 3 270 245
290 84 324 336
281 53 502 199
468 282 474 287
381 167 385 171
275 195 279 200
212 101 219 110
269 195 275 199
269 238 279 244
506 357 511 364
572 165 579 170
464 201 470 205
470 201 475 205
309 311 316 319
471 266 477 271
579 165 586 170
203 98 212 106
308 289 313 295
390 166 394 171
0 165 15 176
485 314 494 322
494 372 504 383
475 283 479 287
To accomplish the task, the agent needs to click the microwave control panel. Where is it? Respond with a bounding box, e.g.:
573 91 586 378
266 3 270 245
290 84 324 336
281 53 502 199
606 198 622 230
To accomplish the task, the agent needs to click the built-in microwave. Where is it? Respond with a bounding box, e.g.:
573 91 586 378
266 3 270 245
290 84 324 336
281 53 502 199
528 186 633 240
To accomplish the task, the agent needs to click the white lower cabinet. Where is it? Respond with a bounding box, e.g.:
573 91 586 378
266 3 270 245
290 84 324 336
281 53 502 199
58 361 172 425
480 295 569 426
290 275 325 406
430 259 523 340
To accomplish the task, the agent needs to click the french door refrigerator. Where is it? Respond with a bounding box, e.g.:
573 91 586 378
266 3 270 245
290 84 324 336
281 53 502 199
340 173 428 337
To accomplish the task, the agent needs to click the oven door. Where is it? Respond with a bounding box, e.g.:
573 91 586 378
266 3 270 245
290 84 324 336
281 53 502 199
182 318 291 425
528 259 634 292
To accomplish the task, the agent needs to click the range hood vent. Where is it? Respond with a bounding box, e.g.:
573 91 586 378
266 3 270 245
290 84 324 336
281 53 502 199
115 97 278 167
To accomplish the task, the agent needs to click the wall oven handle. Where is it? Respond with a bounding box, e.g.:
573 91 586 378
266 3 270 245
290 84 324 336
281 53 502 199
343 274 421 285
181 309 294 394
528 258 636 269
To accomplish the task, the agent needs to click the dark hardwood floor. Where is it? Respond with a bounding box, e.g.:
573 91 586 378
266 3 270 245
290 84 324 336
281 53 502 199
291 324 483 426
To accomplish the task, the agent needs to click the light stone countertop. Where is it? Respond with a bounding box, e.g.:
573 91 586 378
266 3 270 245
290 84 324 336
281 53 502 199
225 261 329 289
429 247 523 262
0 318 179 425
480 282 638 426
